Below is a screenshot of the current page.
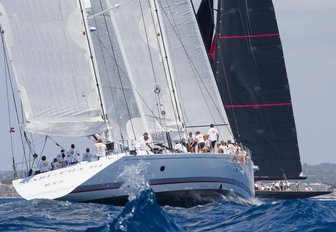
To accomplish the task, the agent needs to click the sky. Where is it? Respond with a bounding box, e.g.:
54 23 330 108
0 0 335 171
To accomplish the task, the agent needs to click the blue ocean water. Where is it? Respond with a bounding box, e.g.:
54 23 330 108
1 191 336 232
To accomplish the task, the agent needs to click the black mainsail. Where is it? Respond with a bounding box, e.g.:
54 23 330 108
211 0 302 180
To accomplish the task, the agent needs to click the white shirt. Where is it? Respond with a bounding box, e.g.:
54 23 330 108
219 144 229 154
39 160 50 173
188 134 196 144
227 143 236 155
174 143 187 153
207 128 219 142
67 148 80 163
196 134 204 144
135 137 153 152
95 142 107 157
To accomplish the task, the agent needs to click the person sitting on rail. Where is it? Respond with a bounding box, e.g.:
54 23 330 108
38 156 50 173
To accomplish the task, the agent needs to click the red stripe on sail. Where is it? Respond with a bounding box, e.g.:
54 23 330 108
224 102 292 108
208 36 216 60
219 33 280 39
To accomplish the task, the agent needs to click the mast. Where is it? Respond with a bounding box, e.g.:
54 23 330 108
78 0 107 123
150 0 185 133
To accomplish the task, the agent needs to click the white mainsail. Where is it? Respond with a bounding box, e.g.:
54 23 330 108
0 0 107 136
157 0 233 141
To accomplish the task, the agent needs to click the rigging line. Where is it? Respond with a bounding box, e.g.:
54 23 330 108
160 1 213 132
242 0 286 173
1 28 29 173
96 0 137 141
83 5 174 136
151 0 184 128
215 1 240 141
46 136 66 150
159 0 190 133
79 0 107 121
87 0 133 19
139 0 159 83
23 132 37 156
190 0 197 15
89 1 122 141
87 26 171 137
39 136 48 158
157 1 233 139
4 43 17 178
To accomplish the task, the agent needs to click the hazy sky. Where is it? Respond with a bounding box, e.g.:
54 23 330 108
0 0 335 171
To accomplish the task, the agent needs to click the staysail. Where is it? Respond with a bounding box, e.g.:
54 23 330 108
213 0 302 180
0 0 107 137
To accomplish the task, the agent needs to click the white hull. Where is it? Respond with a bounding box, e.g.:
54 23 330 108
13 153 255 207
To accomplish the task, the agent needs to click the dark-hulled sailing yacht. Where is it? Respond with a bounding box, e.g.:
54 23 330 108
196 0 332 198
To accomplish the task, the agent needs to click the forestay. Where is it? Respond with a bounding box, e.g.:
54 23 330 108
0 0 107 136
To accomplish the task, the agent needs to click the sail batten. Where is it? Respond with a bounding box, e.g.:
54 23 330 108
0 0 107 137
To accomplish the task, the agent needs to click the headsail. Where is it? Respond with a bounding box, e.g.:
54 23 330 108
107 0 182 139
0 0 107 137
213 0 302 180
87 1 143 142
158 0 233 140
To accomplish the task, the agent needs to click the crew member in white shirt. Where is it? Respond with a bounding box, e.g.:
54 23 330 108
67 144 80 164
95 139 107 158
39 156 50 173
135 132 153 154
174 140 187 153
207 124 219 153
195 131 205 153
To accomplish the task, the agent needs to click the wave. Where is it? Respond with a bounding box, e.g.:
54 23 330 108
86 189 184 232
1 196 336 231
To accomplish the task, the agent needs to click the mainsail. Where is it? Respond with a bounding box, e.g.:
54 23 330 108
196 0 214 52
213 0 302 180
0 0 107 137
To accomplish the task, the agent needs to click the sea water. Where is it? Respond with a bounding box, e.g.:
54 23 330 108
1 194 336 232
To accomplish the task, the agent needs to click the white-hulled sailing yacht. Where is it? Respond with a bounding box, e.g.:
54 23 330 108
0 0 255 207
